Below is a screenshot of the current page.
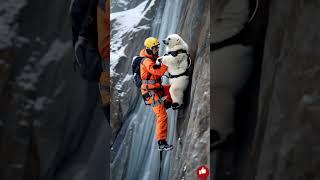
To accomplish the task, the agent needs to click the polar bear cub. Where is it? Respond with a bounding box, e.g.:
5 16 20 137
157 34 190 109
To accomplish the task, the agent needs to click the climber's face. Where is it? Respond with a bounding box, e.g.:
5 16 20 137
152 45 159 55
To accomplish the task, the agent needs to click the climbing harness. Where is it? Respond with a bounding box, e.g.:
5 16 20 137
166 49 187 57
141 71 166 107
142 89 167 107
168 69 190 79
164 49 192 78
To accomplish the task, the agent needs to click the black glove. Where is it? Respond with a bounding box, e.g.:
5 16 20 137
153 64 161 69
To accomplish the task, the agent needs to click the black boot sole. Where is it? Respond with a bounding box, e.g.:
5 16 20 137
158 146 174 151
172 104 184 110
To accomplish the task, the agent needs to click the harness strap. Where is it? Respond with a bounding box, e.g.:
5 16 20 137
169 70 189 78
140 58 166 106
142 89 166 107
167 49 188 57
142 79 161 84
151 96 166 107
163 49 192 78
168 53 191 79
140 57 155 90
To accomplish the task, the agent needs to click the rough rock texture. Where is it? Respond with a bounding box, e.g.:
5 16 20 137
212 0 320 180
0 1 109 180
253 1 320 179
170 0 210 179
111 0 146 13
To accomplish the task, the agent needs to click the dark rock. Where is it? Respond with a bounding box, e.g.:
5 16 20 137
0 1 110 180
211 0 320 180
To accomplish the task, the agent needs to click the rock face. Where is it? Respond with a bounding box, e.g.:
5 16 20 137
170 0 210 179
0 1 109 180
211 0 320 180
253 1 320 179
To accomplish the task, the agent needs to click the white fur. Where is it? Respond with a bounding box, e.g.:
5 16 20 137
158 34 190 106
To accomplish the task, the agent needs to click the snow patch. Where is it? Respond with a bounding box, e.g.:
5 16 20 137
112 0 130 11
16 40 72 90
115 74 133 91
115 74 133 97
110 44 127 77
14 36 30 48
33 96 52 111
0 0 28 49
123 74 133 82
0 59 10 68
110 0 156 77
119 92 126 97
24 96 52 112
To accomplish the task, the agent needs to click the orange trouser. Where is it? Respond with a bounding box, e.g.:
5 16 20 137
143 85 172 141
153 104 168 141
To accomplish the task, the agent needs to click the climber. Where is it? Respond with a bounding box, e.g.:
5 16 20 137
140 37 173 151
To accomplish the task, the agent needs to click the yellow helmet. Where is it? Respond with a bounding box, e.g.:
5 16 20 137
144 37 160 49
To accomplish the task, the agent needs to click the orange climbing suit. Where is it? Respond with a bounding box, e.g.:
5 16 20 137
140 49 172 141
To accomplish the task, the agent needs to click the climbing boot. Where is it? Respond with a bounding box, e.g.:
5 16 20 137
158 140 173 151
172 103 183 110
164 100 172 109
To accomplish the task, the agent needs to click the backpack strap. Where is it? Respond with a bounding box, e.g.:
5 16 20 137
140 58 163 90
140 58 153 81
